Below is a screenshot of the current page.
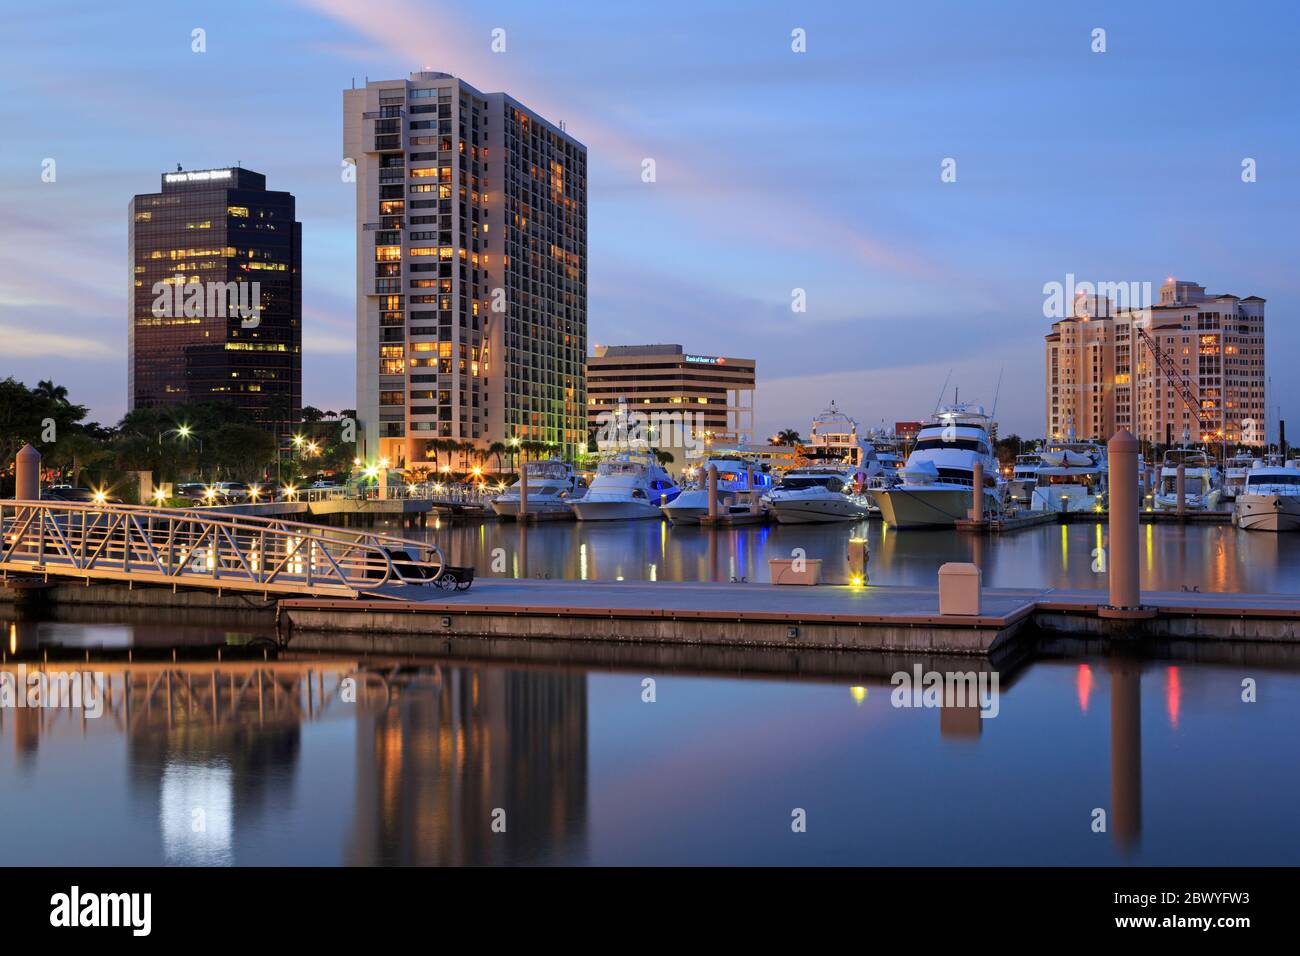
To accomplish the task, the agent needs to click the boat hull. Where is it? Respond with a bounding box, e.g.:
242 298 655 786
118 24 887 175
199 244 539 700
768 495 872 524
874 487 996 529
1235 494 1300 532
569 498 664 521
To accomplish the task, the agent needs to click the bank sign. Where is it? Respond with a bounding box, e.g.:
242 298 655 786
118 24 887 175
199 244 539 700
685 355 725 365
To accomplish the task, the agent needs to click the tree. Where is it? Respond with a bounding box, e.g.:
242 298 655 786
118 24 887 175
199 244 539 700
300 406 325 424
33 380 70 404
775 429 802 446
654 449 675 466
486 441 508 474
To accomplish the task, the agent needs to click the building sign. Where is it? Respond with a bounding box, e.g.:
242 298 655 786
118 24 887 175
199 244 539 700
685 355 724 365
164 169 233 183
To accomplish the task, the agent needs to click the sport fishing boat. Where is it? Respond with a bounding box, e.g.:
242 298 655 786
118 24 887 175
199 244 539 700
1006 452 1041 507
568 452 680 521
1222 453 1255 502
1234 459 1300 531
763 465 874 524
662 458 773 525
1153 446 1223 511
872 402 1001 529
1031 440 1108 513
490 459 586 519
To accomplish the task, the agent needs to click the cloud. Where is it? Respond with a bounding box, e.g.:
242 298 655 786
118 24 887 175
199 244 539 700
0 322 117 360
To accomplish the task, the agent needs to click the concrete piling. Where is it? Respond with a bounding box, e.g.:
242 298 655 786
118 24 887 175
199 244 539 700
1175 461 1186 516
15 444 40 500
970 459 984 522
707 464 718 520
1105 428 1144 612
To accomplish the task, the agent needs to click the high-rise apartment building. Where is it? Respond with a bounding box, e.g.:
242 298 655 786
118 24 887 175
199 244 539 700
344 72 588 467
586 344 756 471
1045 278 1266 446
128 167 301 435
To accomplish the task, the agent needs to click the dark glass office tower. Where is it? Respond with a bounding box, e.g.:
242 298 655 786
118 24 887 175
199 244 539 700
128 167 302 437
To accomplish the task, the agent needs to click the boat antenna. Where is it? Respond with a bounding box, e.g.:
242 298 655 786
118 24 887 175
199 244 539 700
990 366 1004 421
931 369 953 416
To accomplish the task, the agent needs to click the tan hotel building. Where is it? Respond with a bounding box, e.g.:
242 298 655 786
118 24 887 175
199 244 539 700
1045 278 1266 446
345 72 587 468
586 345 756 471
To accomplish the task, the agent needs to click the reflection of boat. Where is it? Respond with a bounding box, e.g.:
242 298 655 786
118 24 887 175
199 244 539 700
1153 446 1223 511
1031 441 1108 512
764 466 874 523
568 453 680 521
1222 454 1254 502
490 459 585 519
663 458 772 525
873 402 1001 529
1235 460 1300 531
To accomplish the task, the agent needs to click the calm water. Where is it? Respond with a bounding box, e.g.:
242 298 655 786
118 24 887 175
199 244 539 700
2 521 1298 866
381 517 1300 594
1 617 1297 865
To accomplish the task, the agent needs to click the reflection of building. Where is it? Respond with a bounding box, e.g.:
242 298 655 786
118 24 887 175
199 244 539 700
129 167 302 437
347 667 587 865
345 72 589 467
1045 278 1266 445
587 344 756 471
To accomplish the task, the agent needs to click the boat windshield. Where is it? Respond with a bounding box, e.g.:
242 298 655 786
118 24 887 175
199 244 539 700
597 462 647 477
526 462 569 480
780 476 845 492
1248 473 1300 488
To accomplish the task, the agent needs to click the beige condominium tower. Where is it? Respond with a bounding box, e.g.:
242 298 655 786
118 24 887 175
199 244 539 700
344 72 588 468
1045 278 1266 446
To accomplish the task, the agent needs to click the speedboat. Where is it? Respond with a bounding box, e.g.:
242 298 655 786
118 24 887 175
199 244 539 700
872 402 1002 529
490 459 585 519
1031 441 1108 512
1222 454 1255 502
1153 446 1223 511
568 452 680 521
764 466 873 523
662 458 773 525
1235 460 1300 531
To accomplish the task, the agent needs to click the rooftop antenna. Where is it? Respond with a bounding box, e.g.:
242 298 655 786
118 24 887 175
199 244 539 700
176 163 183 172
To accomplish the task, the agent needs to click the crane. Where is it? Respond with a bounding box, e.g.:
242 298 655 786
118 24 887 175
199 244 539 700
1131 325 1219 444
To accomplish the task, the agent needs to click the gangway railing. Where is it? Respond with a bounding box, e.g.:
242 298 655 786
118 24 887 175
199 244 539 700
0 500 445 597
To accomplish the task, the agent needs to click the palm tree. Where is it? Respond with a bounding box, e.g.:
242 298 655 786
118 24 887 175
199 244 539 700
486 441 508 475
775 428 802 446
654 449 674 466
33 380 69 404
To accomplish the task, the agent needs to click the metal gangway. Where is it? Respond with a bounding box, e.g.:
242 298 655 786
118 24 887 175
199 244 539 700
0 500 445 598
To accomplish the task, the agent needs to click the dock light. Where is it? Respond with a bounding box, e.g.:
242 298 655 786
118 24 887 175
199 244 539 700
92 489 107 505
850 686 867 705
849 574 865 587
363 465 380 480
292 434 305 448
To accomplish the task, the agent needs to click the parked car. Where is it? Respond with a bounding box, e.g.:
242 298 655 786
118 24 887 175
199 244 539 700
43 486 123 504
175 483 213 506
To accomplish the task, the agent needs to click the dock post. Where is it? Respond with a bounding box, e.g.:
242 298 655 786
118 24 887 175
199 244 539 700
518 467 528 519
847 538 868 585
15 444 40 500
707 464 718 520
1175 462 1186 516
1103 428 1150 616
969 459 984 521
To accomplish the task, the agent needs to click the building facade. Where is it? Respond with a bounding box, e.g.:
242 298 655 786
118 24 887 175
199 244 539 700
1045 278 1266 446
128 167 301 436
344 72 588 468
586 344 756 471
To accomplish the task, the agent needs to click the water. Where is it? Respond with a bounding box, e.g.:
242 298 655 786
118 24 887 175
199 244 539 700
381 518 1300 594
1 620 1297 865
3 521 1299 865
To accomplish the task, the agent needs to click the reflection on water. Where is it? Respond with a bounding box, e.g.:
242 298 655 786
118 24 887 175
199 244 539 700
369 518 1300 593
2 616 1299 865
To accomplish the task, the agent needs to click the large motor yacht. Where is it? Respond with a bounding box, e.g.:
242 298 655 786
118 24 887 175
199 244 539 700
567 452 680 521
763 465 874 524
662 458 773 525
1030 440 1109 512
1006 452 1041 507
1222 453 1255 502
490 459 586 519
1234 459 1300 531
872 402 1001 529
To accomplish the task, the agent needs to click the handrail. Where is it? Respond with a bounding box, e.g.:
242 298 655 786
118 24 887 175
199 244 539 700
0 500 447 597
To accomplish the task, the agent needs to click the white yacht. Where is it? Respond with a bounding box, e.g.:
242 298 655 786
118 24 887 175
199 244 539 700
1031 441 1108 512
1006 452 1041 507
490 459 585 519
763 466 874 524
662 458 773 525
1222 454 1255 502
872 402 1001 529
800 401 866 467
1234 460 1300 531
1153 446 1223 511
568 453 680 521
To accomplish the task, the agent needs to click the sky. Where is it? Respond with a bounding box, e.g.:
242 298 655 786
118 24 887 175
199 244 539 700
1 0 1297 439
